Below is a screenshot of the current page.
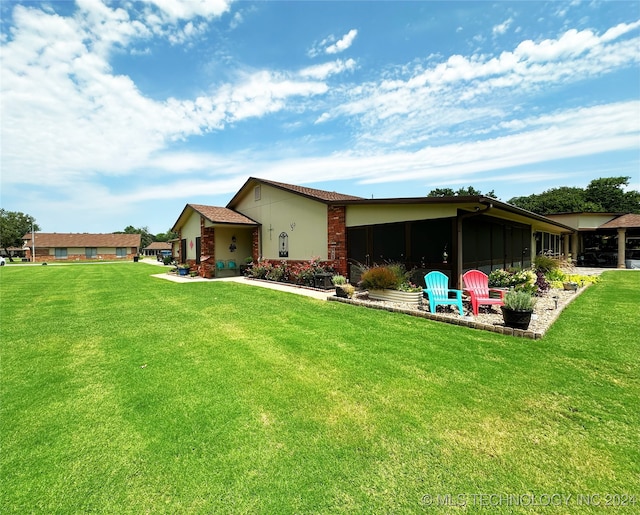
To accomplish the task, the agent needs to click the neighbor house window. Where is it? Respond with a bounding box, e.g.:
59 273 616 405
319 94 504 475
55 248 68 259
85 247 97 258
116 247 126 258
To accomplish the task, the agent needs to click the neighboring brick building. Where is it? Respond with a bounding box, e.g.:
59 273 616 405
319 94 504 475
22 233 141 262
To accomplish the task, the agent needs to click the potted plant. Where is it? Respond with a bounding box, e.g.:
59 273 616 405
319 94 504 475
340 283 356 299
332 275 349 298
359 265 422 306
501 290 537 330
240 256 253 276
178 263 191 276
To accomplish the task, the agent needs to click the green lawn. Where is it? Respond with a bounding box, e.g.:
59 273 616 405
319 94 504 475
1 264 638 513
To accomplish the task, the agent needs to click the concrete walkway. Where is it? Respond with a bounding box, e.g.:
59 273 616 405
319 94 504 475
151 272 331 300
150 264 622 302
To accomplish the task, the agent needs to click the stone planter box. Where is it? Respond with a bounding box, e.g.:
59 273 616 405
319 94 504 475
368 289 422 306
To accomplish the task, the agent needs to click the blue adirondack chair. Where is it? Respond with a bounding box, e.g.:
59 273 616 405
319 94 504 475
423 271 465 315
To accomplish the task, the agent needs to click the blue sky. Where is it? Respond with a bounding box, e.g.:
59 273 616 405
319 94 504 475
1 0 639 234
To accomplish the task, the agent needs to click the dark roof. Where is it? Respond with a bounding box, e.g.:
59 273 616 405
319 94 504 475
22 233 141 248
599 213 640 229
188 204 259 225
227 177 364 207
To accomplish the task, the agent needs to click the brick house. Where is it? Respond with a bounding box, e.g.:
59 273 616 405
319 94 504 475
22 233 141 262
172 177 576 287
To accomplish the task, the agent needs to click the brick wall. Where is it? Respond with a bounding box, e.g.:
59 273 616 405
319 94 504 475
327 205 348 276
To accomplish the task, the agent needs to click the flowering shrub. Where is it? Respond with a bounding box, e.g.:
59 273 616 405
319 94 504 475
548 273 599 289
397 281 422 292
488 268 536 293
248 258 332 287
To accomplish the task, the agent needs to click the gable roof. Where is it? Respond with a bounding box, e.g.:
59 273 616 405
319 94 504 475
23 233 141 248
227 177 364 208
599 213 640 229
172 204 259 232
143 241 172 251
189 204 259 224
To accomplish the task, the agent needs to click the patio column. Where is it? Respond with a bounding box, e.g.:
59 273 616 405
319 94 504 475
617 228 626 268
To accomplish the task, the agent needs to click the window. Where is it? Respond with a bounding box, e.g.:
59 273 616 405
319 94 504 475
85 247 97 258
116 247 127 258
254 185 261 201
55 248 67 259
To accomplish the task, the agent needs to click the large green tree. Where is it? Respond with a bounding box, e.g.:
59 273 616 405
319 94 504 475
154 229 178 242
508 176 640 215
0 210 41 262
585 176 640 213
114 225 154 249
428 186 497 198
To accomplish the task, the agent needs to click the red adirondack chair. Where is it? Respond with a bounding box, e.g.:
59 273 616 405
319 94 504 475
462 270 506 316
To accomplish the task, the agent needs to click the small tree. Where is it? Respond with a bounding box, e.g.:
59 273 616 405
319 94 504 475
0 209 40 262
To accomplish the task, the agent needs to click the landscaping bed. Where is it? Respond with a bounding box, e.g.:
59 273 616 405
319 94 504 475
330 286 586 339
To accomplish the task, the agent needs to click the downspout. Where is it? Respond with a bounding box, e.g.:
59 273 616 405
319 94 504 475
456 201 493 289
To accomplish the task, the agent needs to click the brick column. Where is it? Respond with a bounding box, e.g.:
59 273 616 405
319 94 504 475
327 205 347 276
252 227 260 262
199 218 216 278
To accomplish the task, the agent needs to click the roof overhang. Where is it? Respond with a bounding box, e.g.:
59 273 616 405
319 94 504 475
334 196 575 233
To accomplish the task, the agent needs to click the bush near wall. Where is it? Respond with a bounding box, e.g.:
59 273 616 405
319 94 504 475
247 258 334 287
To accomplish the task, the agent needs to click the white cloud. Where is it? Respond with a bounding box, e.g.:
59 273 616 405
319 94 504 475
144 0 233 22
299 58 356 80
0 2 328 187
492 18 513 36
323 23 640 150
325 28 358 54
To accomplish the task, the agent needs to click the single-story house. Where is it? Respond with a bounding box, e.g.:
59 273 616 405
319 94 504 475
545 212 640 268
22 233 141 262
172 178 577 287
142 241 173 257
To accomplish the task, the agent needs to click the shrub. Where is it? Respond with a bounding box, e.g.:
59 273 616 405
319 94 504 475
332 275 347 286
340 283 355 298
534 255 560 273
534 270 550 296
503 290 537 311
359 266 401 290
545 268 566 283
488 268 536 292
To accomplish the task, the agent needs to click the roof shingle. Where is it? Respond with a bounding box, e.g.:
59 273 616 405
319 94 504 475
255 178 364 202
599 213 640 229
23 233 142 247
189 204 258 225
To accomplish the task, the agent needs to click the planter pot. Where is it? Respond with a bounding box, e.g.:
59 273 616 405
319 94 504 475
178 268 189 276
368 289 422 306
501 306 533 330
335 286 349 298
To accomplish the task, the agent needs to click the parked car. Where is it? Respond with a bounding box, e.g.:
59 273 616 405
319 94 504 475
157 250 173 262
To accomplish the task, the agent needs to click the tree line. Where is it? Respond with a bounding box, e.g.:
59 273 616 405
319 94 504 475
428 176 640 215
